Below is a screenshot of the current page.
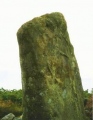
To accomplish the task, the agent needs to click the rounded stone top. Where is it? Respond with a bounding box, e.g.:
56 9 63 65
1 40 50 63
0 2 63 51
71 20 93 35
17 12 67 41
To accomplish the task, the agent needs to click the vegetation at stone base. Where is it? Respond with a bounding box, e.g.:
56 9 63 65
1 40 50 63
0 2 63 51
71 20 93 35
83 89 93 120
0 88 92 119
0 88 23 119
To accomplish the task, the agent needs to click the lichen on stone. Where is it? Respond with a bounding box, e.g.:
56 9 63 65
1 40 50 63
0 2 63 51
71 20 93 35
17 12 86 120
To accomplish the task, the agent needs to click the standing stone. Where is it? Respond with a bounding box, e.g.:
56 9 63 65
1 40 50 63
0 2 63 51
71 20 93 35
17 12 86 120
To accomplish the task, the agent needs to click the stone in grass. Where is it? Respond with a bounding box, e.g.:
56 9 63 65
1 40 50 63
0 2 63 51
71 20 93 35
1 113 15 120
17 12 87 120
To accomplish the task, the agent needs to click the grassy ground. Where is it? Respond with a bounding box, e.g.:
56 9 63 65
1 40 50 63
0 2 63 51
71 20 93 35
0 88 92 119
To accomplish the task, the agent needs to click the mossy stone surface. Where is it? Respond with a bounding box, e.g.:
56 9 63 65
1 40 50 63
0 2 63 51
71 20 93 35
17 12 86 120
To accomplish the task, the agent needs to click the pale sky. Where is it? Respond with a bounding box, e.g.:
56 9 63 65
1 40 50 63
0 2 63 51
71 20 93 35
0 0 93 91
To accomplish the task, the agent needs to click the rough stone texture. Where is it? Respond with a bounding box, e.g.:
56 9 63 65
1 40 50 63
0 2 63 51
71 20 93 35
17 12 86 120
1 113 15 120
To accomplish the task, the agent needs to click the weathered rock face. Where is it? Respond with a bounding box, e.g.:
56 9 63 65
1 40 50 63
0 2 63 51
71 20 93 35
17 12 86 120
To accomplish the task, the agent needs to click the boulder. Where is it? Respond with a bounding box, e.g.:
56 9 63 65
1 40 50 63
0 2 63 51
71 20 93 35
1 113 15 120
17 12 86 120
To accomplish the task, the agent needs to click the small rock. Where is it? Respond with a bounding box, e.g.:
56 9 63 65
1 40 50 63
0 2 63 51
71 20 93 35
1 113 15 120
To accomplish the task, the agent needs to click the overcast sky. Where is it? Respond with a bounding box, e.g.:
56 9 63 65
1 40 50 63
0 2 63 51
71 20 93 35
0 0 93 91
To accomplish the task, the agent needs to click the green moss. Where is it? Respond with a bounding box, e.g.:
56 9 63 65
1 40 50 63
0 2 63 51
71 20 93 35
17 12 86 120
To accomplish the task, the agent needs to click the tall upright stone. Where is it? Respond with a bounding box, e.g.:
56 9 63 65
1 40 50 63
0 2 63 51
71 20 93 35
17 12 86 120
